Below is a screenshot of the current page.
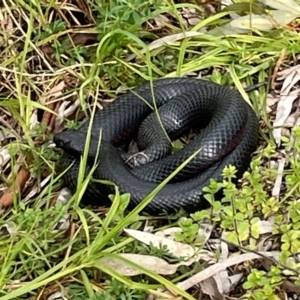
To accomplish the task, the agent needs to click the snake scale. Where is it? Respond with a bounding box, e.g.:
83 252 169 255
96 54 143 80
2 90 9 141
54 77 259 214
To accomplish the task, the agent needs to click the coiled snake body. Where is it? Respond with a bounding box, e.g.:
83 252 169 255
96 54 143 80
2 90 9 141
54 77 259 214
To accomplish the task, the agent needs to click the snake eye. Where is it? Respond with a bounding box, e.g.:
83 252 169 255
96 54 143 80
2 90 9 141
53 132 72 150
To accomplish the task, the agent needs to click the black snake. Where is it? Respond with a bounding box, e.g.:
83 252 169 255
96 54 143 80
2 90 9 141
54 77 259 214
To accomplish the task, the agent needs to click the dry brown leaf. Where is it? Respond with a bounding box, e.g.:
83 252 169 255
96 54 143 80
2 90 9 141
273 64 300 144
262 0 300 13
98 254 182 276
124 228 215 264
176 252 280 292
39 81 66 130
266 93 279 113
41 102 55 132
55 188 72 231
200 233 231 298
0 166 30 208
126 32 203 62
153 14 170 28
272 157 285 199
47 291 67 300
148 32 202 51
0 115 22 140
221 0 241 19
280 73 300 95
273 65 300 145
228 273 244 290
103 228 217 278
230 9 300 31
154 227 183 239
273 89 300 145
1 221 18 234
23 174 52 202
0 148 10 173
55 99 81 130
257 220 275 234
285 112 300 127
200 276 223 299
30 109 39 131
277 64 300 79
282 279 300 293
181 8 202 26
220 235 229 260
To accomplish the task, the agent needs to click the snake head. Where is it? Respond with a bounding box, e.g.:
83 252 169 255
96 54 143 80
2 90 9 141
54 130 106 162
54 130 89 158
54 131 71 149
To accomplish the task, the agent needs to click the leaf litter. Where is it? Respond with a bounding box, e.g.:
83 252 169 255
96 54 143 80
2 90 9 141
215 0 300 34
1 0 300 299
97 218 299 300
97 212 297 299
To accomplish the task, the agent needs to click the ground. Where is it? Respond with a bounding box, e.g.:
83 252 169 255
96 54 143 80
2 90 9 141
1 0 300 299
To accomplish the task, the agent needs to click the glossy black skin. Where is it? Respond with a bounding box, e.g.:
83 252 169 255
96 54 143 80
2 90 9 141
54 77 259 214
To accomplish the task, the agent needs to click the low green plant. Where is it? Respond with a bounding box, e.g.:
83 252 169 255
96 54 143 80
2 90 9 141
242 267 283 300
